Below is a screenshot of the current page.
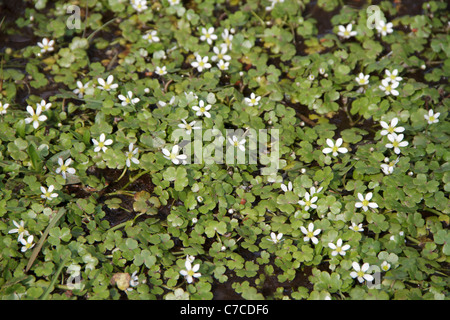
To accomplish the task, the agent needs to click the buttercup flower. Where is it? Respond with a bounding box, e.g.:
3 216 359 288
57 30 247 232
192 100 212 118
37 38 54 53
376 20 394 36
349 222 364 232
322 138 348 157
228 135 245 152
191 55 211 72
244 93 261 106
300 222 321 245
167 0 180 5
379 79 399 96
155 66 167 76
381 261 391 272
200 27 217 45
179 259 201 283
268 232 283 244
8 220 30 242
350 262 374 283
385 133 408 154
118 91 140 106
25 104 47 129
217 59 229 71
92 133 113 153
337 24 357 39
125 143 140 167
178 119 200 135
298 192 318 211
36 100 51 112
328 238 350 256
131 0 148 12
73 80 91 98
20 235 35 252
355 192 378 212
0 102 9 115
41 185 58 201
424 109 440 124
379 117 405 136
56 157 76 179
211 46 231 62
309 186 323 196
384 69 402 83
142 30 160 43
380 157 399 175
221 29 233 49
162 145 187 165
98 75 118 91
355 73 370 85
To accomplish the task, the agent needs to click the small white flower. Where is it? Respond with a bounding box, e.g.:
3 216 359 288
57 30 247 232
384 69 402 83
56 157 76 179
142 30 160 43
217 59 230 71
73 81 91 98
350 262 374 283
328 238 350 256
385 133 408 154
200 27 217 45
379 79 399 96
25 104 47 129
132 0 148 12
20 235 35 252
0 102 10 115
158 96 176 107
191 55 211 72
155 66 167 76
309 186 323 196
376 20 394 36
167 0 180 5
244 93 261 106
380 157 399 175
349 222 364 232
178 119 200 135
40 185 58 201
379 117 405 136
298 192 318 211
337 24 357 39
129 271 140 288
355 73 370 85
98 75 118 91
211 46 231 62
8 220 30 242
162 145 187 165
381 261 391 272
192 100 211 118
179 259 201 283
118 91 140 106
322 138 348 157
37 38 54 53
221 29 234 50
265 0 285 11
125 143 140 167
92 133 113 153
308 74 315 81
424 109 440 124
36 100 51 112
268 232 283 244
228 135 245 152
355 192 378 212
300 222 321 245
280 181 293 193
197 196 203 203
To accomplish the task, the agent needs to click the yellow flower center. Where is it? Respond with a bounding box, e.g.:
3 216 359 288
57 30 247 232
32 114 39 122
429 116 435 122
307 232 313 238
357 271 365 278
362 200 369 207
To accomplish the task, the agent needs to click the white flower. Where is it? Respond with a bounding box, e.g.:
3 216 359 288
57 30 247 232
192 100 211 118
221 29 234 49
197 196 203 203
73 81 91 98
36 100 51 112
268 232 283 244
37 38 54 53
265 0 285 11
129 271 140 288
328 238 350 256
40 185 58 201
379 79 399 96
322 138 348 157
244 93 261 106
118 91 140 106
155 66 167 76
384 69 402 83
179 259 201 283
92 133 113 153
376 20 394 36
191 55 211 72
350 262 374 283
56 157 76 179
300 222 321 245
355 192 378 212
0 102 9 115
142 30 160 43
8 220 30 242
217 59 229 71
337 24 357 39
228 135 246 152
298 192 318 211
131 0 148 12
98 75 118 91
385 133 408 154
424 109 440 124
125 143 140 167
158 96 176 107
349 222 364 232
167 0 180 5
211 46 231 62
162 145 187 165
308 74 315 81
309 186 323 196
381 261 391 272
25 104 47 129
380 157 399 175
355 73 370 85
20 235 35 252
178 119 200 135
379 117 405 136
280 181 293 192
200 27 217 45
